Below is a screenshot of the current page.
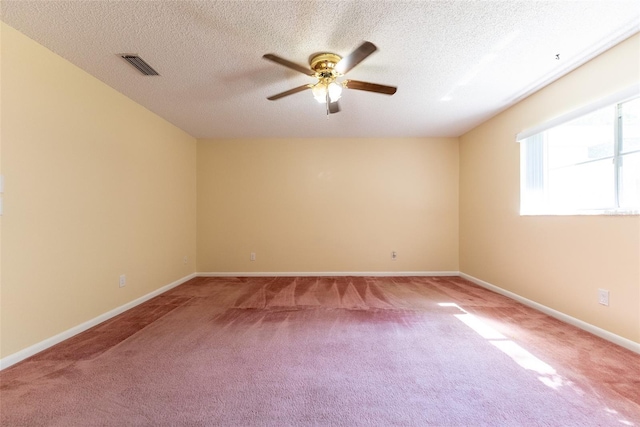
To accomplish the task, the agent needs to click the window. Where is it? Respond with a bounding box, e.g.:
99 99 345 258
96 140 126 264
518 87 640 215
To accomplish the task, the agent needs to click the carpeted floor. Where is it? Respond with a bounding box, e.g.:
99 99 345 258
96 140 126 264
1 276 639 426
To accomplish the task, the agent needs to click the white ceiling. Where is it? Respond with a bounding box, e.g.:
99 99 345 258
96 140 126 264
1 1 639 139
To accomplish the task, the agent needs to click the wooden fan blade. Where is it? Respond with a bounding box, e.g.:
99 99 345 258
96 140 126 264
267 84 312 100
335 41 377 74
324 93 340 115
263 54 315 76
345 79 397 95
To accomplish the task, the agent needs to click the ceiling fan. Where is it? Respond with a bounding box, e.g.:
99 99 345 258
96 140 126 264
263 41 397 115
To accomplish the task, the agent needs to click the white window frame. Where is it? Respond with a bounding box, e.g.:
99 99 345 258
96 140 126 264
517 84 640 216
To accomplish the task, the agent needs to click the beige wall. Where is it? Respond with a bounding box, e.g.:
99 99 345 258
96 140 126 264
0 23 197 358
0 24 4 355
197 138 459 273
459 34 640 342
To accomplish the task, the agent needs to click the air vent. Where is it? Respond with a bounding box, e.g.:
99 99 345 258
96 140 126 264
120 54 160 76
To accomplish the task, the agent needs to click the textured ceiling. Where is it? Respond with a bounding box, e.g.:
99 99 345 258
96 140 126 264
1 1 639 139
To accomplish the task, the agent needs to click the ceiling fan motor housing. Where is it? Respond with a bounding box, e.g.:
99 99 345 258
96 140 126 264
310 53 342 81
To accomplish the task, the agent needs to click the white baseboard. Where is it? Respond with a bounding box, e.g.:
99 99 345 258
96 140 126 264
0 273 197 371
197 271 460 277
459 272 640 355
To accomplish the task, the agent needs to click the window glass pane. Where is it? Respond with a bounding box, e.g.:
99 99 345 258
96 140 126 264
523 133 544 192
521 135 546 213
619 152 640 209
547 159 614 210
546 106 614 168
621 97 640 154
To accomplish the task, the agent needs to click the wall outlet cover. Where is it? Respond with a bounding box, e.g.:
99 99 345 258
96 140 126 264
598 289 609 306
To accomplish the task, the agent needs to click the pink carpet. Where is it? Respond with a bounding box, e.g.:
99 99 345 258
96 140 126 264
1 276 639 426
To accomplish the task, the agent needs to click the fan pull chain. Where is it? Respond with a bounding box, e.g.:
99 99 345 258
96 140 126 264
326 92 330 116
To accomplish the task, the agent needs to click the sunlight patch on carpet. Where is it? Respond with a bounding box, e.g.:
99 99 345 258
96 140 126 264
439 302 636 426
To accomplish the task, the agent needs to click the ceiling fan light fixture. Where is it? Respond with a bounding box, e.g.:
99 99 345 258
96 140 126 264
312 81 342 103
328 82 343 102
312 83 327 103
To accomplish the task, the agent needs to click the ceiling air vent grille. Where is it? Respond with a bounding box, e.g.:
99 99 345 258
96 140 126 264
120 54 160 76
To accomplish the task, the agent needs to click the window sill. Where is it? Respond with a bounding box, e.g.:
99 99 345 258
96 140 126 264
520 209 640 216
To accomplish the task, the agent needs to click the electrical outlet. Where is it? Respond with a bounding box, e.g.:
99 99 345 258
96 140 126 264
598 289 609 306
250 252 256 261
183 256 188 265
391 251 397 260
119 274 126 288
